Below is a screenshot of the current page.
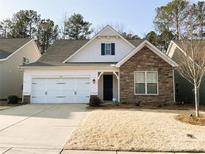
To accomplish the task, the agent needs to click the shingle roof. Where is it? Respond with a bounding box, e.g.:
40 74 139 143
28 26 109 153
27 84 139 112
0 38 32 59
128 39 144 47
39 40 89 63
23 61 118 67
23 38 144 67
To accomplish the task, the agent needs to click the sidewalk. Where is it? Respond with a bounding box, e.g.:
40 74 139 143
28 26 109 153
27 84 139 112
62 150 205 154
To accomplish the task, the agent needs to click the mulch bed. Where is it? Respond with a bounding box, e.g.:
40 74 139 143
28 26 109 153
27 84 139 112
176 114 205 126
87 103 205 111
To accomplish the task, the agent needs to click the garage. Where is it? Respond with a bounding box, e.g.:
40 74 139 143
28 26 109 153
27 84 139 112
31 78 90 103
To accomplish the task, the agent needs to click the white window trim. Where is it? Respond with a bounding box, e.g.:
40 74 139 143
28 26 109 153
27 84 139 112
134 71 159 95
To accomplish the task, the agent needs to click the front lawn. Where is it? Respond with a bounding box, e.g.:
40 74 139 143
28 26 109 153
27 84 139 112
64 108 205 152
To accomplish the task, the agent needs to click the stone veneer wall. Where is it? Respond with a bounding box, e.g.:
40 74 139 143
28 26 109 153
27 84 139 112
120 47 174 105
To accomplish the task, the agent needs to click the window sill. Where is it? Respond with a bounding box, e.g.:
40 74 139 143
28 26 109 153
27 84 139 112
134 94 159 96
101 55 115 56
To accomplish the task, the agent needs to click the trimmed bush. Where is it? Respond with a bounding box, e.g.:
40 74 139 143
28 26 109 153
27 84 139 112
8 95 19 104
89 95 102 107
120 99 128 104
135 101 141 106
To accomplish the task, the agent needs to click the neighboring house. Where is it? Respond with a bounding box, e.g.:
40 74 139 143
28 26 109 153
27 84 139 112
21 25 177 104
167 40 205 104
0 38 41 100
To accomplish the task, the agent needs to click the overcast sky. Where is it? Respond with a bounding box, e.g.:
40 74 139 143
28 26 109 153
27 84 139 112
0 0 198 37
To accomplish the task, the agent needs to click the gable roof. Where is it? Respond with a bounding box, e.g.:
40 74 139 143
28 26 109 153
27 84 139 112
62 25 137 63
23 26 170 68
24 38 143 66
0 38 32 59
116 40 178 67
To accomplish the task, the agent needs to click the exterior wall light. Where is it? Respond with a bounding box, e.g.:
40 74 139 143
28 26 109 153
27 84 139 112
92 79 96 84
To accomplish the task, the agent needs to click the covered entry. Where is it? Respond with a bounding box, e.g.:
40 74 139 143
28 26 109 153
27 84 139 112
98 72 119 101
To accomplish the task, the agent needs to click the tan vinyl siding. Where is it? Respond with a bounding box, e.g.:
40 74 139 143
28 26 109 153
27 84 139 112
0 41 40 99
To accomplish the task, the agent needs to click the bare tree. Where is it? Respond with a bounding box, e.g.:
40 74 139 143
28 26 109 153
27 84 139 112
0 19 12 38
177 4 205 117
93 23 125 35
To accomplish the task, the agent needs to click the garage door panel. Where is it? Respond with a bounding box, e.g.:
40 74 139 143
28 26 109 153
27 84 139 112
76 96 90 103
64 91 74 97
31 78 90 103
47 90 62 96
77 88 90 95
31 79 46 103
76 79 90 86
31 96 46 103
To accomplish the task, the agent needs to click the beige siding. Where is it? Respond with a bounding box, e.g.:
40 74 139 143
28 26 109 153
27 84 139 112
0 63 3 98
68 37 134 63
0 41 41 99
67 26 134 63
98 76 103 100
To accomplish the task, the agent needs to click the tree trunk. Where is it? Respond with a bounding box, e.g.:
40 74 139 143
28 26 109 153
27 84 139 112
175 8 180 40
176 20 180 40
29 23 32 38
194 84 200 117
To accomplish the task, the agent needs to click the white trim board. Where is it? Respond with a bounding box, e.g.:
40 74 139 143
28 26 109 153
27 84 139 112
0 39 41 62
116 40 178 67
166 40 175 57
166 40 187 58
62 25 136 63
31 40 42 57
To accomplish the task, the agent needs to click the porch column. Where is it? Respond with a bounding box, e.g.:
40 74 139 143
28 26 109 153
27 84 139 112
98 72 104 80
113 72 120 102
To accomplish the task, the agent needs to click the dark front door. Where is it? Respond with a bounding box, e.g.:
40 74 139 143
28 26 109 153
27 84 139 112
103 75 113 100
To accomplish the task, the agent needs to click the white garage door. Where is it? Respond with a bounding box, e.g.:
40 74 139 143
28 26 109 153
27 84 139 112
31 78 90 103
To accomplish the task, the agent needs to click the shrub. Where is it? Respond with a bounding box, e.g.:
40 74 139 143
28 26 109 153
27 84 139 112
121 99 128 104
89 95 102 107
135 101 141 106
8 95 19 104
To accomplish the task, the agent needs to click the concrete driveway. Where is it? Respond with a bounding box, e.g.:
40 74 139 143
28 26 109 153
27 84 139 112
0 104 87 154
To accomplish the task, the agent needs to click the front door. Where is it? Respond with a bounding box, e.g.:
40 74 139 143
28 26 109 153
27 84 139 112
103 75 113 100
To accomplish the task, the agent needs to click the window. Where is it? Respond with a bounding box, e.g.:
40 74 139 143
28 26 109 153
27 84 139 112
101 43 115 55
105 43 111 55
134 71 158 95
22 57 29 65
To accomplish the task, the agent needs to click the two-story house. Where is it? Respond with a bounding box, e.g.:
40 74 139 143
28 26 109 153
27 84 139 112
21 26 177 104
0 38 41 100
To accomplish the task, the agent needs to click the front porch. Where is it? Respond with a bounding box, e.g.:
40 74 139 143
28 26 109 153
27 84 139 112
97 71 119 102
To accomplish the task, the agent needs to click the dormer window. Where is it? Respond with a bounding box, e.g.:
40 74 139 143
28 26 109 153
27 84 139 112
105 43 111 55
101 43 115 55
